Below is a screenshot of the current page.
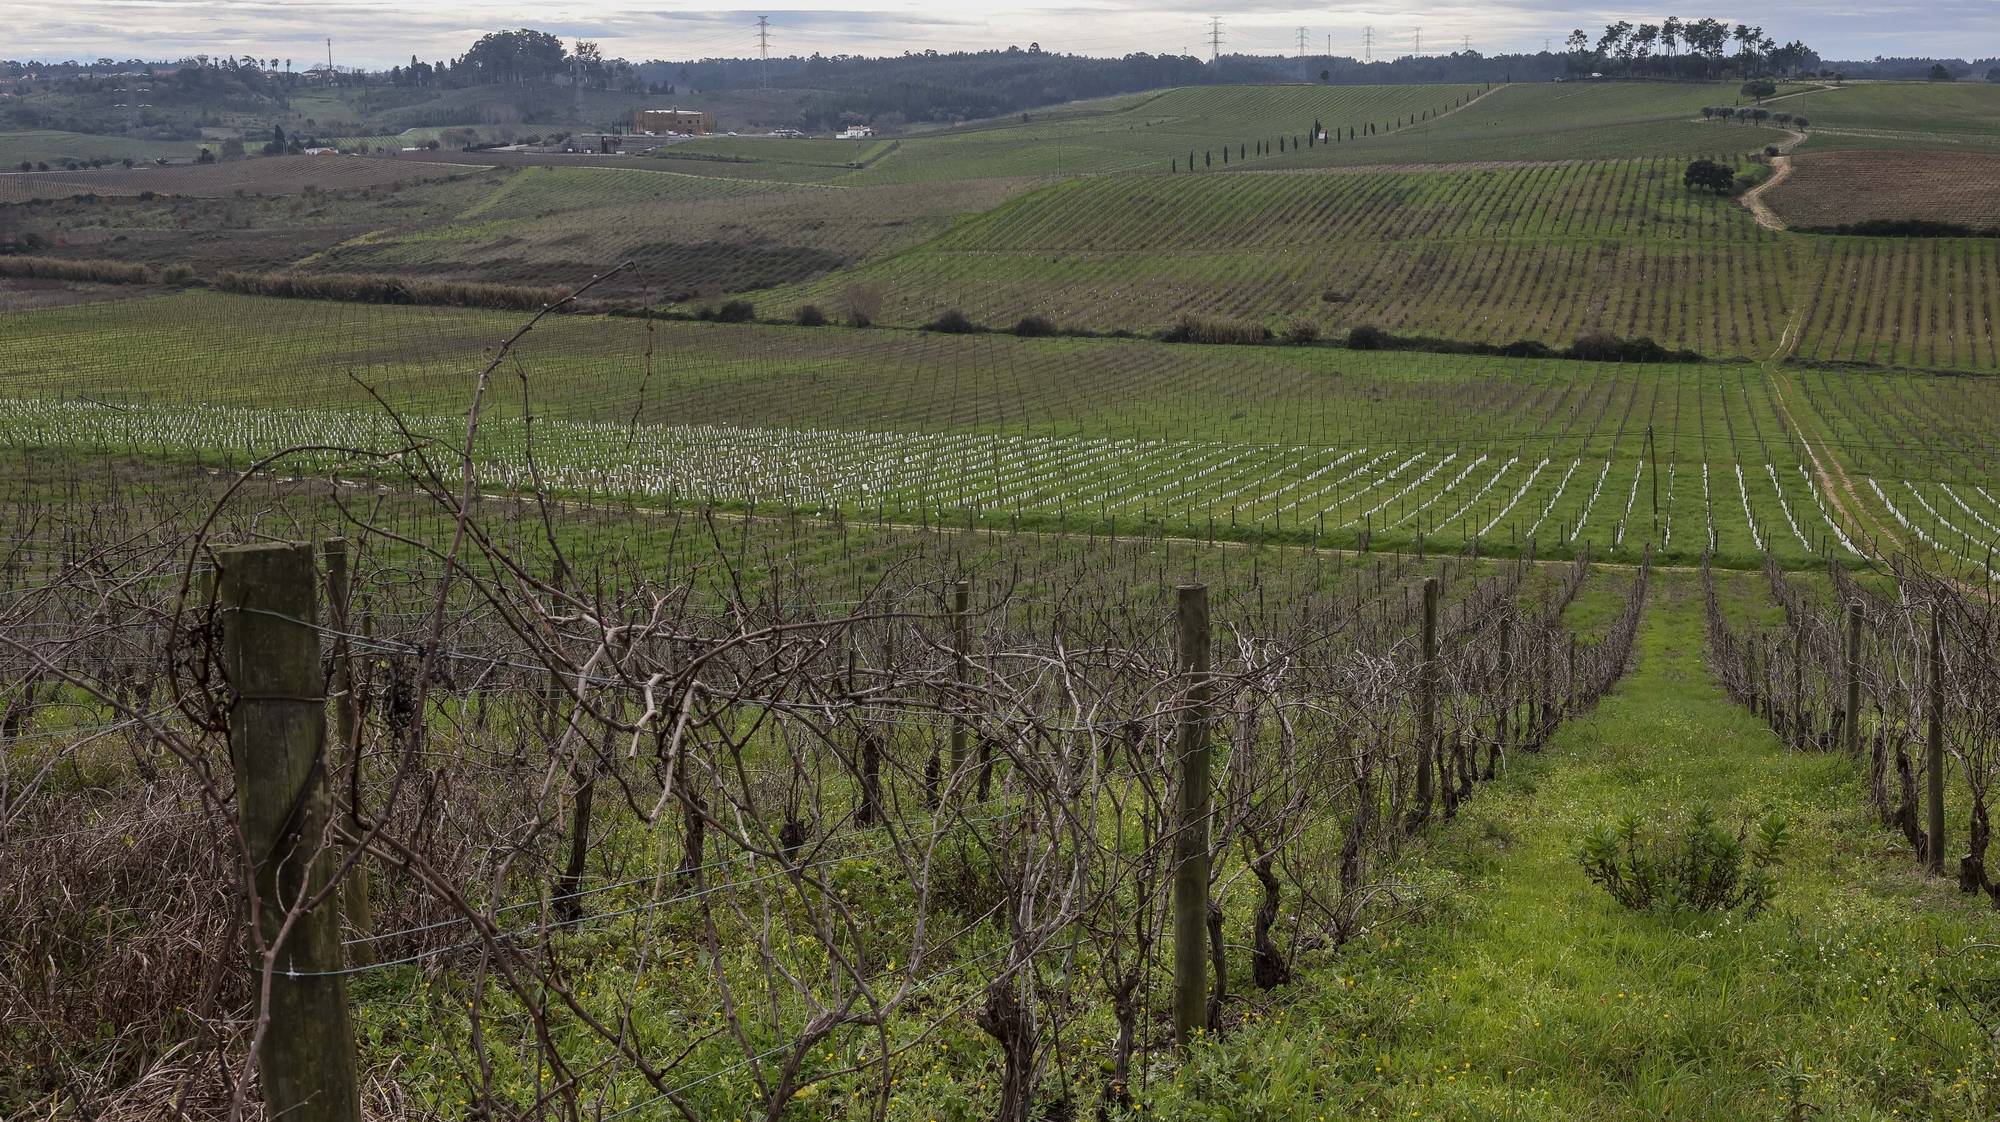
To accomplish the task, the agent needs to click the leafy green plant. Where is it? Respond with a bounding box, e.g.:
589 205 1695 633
1579 803 1790 917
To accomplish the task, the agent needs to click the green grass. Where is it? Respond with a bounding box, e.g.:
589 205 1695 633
1143 574 1997 1120
0 129 201 167
1793 81 2000 153
672 135 898 167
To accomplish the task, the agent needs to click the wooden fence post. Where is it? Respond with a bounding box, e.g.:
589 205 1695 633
1926 609 1947 876
320 538 372 966
218 542 361 1122
1172 584 1212 1052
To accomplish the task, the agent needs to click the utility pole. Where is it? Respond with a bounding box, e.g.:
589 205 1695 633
757 15 770 89
1296 27 1308 79
1414 28 1422 56
1462 34 1472 53
326 38 333 74
1209 17 1224 63
1363 25 1374 62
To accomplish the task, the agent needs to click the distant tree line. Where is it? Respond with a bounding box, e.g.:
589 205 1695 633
640 47 1272 130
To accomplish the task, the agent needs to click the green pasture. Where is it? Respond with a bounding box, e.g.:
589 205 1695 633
1793 80 2000 153
0 129 200 167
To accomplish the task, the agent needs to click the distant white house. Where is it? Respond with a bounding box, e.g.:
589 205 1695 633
836 125 875 140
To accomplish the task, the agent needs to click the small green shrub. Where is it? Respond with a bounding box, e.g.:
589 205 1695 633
712 299 756 323
1579 803 1789 918
923 308 981 334
1011 314 1057 337
795 303 828 327
1346 323 1390 350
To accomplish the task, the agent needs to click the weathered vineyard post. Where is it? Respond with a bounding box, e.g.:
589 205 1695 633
1647 424 1659 533
1417 577 1444 820
218 542 361 1122
1565 634 1578 717
1172 584 1212 1052
321 538 372 965
1844 602 1863 758
1746 638 1760 718
1790 628 1805 748
1926 608 1947 876
1491 611 1512 779
852 646 883 826
950 578 972 785
1538 626 1554 745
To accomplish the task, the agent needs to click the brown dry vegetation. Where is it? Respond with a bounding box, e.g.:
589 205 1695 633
1764 149 2000 231
0 276 157 312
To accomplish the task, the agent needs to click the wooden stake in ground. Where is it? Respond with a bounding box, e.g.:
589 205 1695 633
1926 608 1947 876
1844 601 1863 758
1173 584 1213 1052
321 538 373 966
218 542 361 1122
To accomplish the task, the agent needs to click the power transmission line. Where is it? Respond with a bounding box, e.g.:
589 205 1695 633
1414 28 1422 56
1363 25 1373 62
1209 16 1224 63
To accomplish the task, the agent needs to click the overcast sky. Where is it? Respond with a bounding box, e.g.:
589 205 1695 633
12 2 1997 67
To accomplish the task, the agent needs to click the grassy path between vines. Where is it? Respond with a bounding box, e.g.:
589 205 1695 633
1160 573 1996 1121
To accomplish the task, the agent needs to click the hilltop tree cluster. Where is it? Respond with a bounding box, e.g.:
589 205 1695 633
1564 18 1818 78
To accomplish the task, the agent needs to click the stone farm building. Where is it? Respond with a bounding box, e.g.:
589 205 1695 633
635 109 716 135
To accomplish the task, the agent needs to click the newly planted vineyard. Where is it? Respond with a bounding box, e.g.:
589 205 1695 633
0 288 1978 567
1764 150 2000 230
